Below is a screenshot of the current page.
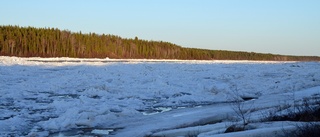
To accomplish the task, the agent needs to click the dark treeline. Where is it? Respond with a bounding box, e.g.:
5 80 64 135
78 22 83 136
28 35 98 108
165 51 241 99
1 25 319 61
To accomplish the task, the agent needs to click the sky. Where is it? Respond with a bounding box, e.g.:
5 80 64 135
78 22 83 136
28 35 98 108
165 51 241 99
2 0 320 56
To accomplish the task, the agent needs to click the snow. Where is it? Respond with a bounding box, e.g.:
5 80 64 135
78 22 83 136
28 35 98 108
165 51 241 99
0 56 320 137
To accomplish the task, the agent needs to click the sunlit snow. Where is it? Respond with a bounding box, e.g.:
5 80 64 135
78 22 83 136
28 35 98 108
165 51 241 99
0 56 319 137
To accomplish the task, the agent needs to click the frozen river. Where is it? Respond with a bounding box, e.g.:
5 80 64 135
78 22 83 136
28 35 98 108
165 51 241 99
0 57 319 136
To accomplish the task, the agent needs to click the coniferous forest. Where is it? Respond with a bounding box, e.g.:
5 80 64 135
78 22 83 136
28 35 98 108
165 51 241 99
0 25 319 61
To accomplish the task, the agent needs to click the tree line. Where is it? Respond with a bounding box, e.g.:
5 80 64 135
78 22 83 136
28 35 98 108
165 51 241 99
0 25 319 61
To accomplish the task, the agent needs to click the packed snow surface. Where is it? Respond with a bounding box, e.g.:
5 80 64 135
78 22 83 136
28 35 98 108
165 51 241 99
0 56 319 137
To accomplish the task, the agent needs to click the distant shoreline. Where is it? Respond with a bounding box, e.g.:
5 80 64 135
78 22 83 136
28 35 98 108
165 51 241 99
1 25 319 61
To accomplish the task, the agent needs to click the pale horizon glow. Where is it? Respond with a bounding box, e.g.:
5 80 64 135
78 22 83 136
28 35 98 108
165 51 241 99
2 0 320 56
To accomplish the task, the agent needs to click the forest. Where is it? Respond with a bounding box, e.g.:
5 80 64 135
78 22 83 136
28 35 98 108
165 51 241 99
1 25 319 61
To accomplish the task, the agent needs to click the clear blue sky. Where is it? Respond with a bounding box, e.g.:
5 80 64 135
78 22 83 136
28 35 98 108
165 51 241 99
2 0 320 56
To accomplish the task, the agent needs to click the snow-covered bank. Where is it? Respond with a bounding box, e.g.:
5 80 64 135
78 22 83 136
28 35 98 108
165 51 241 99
0 56 299 66
0 56 319 136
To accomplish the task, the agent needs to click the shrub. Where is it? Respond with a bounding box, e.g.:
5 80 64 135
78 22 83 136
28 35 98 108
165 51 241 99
286 122 320 137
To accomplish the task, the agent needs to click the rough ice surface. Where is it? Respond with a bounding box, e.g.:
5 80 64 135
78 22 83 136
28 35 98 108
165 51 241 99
0 56 320 137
